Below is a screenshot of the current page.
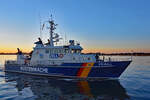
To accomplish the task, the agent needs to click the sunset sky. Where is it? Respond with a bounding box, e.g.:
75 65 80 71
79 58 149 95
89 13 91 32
0 0 150 53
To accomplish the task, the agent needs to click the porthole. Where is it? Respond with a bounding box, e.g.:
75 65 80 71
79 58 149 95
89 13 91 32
73 57 75 60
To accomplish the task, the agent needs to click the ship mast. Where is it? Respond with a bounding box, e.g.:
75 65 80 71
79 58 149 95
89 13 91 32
48 15 53 46
47 15 60 46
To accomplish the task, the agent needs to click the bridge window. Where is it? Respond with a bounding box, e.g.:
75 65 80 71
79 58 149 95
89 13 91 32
71 49 81 53
65 49 69 53
61 49 65 54
49 49 52 54
77 50 81 53
51 49 54 54
45 49 49 53
71 50 74 53
55 49 58 53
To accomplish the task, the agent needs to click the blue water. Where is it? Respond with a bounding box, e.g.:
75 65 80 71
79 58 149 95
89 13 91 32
0 55 150 100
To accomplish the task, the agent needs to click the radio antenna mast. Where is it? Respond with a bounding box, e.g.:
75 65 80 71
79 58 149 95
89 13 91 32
39 14 42 39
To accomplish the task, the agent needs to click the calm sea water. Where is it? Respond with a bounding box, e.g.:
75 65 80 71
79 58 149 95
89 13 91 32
0 55 150 100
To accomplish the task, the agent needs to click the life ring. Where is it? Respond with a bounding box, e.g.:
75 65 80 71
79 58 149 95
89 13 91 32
59 54 64 58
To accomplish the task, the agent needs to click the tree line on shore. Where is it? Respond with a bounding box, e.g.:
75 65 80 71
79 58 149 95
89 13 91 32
0 52 150 56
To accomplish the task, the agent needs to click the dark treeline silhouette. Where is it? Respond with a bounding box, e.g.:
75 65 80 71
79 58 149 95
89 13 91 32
0 52 29 55
0 52 150 56
84 52 150 56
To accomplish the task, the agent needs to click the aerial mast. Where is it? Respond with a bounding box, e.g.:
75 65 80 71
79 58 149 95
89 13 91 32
48 15 53 46
48 14 60 46
49 14 59 46
40 15 42 39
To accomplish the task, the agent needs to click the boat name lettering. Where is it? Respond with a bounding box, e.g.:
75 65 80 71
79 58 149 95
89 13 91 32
20 67 48 73
98 62 111 66
49 54 58 59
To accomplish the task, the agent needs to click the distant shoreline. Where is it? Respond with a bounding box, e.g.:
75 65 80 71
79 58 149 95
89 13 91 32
0 52 150 56
0 53 28 55
86 52 150 56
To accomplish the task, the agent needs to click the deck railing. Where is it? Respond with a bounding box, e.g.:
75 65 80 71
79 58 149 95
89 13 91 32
102 57 132 62
5 60 18 65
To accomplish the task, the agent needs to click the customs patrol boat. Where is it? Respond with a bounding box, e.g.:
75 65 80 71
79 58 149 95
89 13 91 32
4 16 132 79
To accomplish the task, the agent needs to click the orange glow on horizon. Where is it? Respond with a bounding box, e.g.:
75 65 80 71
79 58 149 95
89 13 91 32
0 44 33 53
0 47 32 53
0 47 150 53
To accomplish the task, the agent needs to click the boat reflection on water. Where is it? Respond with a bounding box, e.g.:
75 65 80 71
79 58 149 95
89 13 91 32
5 72 129 100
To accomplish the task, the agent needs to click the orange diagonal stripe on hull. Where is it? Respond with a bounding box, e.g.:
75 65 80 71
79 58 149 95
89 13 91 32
77 68 84 77
79 63 94 78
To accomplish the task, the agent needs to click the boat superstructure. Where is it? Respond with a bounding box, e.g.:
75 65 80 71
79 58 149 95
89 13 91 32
4 15 132 79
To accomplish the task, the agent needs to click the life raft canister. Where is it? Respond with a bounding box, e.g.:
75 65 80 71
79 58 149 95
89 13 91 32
59 54 64 58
